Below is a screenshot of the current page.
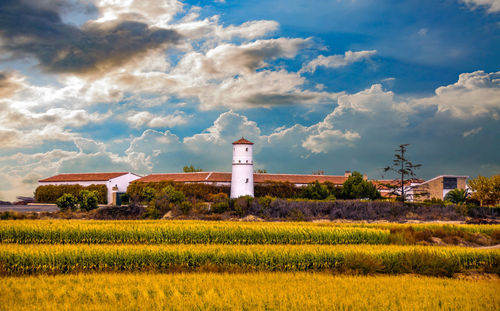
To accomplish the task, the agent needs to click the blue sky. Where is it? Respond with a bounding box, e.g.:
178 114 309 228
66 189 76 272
0 0 499 200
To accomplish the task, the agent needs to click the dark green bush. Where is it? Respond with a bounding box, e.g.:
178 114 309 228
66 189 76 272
300 181 329 200
56 194 78 211
79 190 99 211
341 172 381 200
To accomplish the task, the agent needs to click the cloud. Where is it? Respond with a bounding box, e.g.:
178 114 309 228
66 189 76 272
0 0 182 74
302 130 361 154
172 38 310 77
93 0 184 26
300 50 377 73
414 71 500 119
461 0 500 13
174 16 279 41
463 127 482 137
127 110 189 128
0 71 23 97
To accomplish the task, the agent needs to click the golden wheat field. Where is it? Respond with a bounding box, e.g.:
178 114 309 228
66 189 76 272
1 272 499 311
0 220 499 310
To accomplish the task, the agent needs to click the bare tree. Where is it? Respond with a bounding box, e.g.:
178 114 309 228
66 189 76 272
383 144 422 203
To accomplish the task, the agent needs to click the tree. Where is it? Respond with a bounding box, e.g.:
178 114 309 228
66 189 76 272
255 169 267 173
341 172 380 200
468 175 500 206
56 194 78 211
79 190 99 211
444 188 468 205
301 181 329 200
383 144 422 203
183 165 203 172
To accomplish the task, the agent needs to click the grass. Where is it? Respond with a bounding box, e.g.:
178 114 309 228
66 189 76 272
1 244 498 276
0 220 391 245
0 272 498 311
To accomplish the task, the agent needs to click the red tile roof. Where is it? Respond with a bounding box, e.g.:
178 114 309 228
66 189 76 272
39 172 130 182
136 172 213 183
135 172 347 185
254 173 347 184
232 137 254 145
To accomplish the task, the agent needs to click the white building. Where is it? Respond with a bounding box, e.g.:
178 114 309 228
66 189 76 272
38 172 142 205
230 138 254 198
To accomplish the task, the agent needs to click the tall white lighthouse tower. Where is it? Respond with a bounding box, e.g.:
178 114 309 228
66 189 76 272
230 137 254 198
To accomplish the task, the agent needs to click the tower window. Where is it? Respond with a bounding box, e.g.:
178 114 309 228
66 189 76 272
246 147 248 151
239 160 241 163
245 178 249 183
246 160 248 163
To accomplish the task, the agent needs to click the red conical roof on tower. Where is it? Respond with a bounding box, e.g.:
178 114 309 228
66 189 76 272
232 137 254 145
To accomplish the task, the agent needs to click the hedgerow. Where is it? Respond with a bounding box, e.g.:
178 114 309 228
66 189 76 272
35 184 107 204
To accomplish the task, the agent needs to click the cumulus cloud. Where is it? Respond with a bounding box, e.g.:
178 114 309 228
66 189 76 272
127 110 189 128
414 71 500 119
302 130 361 154
93 0 184 26
174 15 278 41
461 0 500 13
0 71 23 97
300 50 377 73
0 0 182 74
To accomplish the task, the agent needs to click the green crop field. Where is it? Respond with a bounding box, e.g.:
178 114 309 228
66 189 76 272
0 220 498 310
1 220 498 244
0 243 498 275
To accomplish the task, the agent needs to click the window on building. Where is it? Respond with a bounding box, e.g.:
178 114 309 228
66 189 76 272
246 160 248 163
245 178 249 183
443 177 457 189
239 160 241 163
246 148 248 151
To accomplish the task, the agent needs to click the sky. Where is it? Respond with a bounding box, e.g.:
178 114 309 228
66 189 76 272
0 0 499 201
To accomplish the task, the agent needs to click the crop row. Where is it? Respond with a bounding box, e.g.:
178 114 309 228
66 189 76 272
2 273 499 311
0 244 498 276
2 220 498 245
0 221 391 245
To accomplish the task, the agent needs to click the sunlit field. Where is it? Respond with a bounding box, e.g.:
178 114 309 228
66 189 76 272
0 220 498 310
1 272 499 311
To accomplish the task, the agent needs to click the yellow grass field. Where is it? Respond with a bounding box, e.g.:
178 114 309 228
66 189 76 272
1 272 499 311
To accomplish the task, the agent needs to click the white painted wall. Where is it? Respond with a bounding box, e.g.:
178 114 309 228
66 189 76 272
231 144 254 198
108 173 142 203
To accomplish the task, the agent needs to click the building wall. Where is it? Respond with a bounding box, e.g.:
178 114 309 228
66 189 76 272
412 176 468 202
108 173 142 204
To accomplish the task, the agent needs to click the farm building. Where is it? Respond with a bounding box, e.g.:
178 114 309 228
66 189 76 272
407 175 468 202
38 172 142 205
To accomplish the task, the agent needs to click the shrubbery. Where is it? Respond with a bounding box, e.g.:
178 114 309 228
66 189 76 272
144 185 189 219
56 194 78 211
35 184 107 204
54 191 99 212
79 190 99 211
341 172 381 200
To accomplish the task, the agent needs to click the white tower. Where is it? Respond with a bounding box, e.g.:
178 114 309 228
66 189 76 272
230 137 254 198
